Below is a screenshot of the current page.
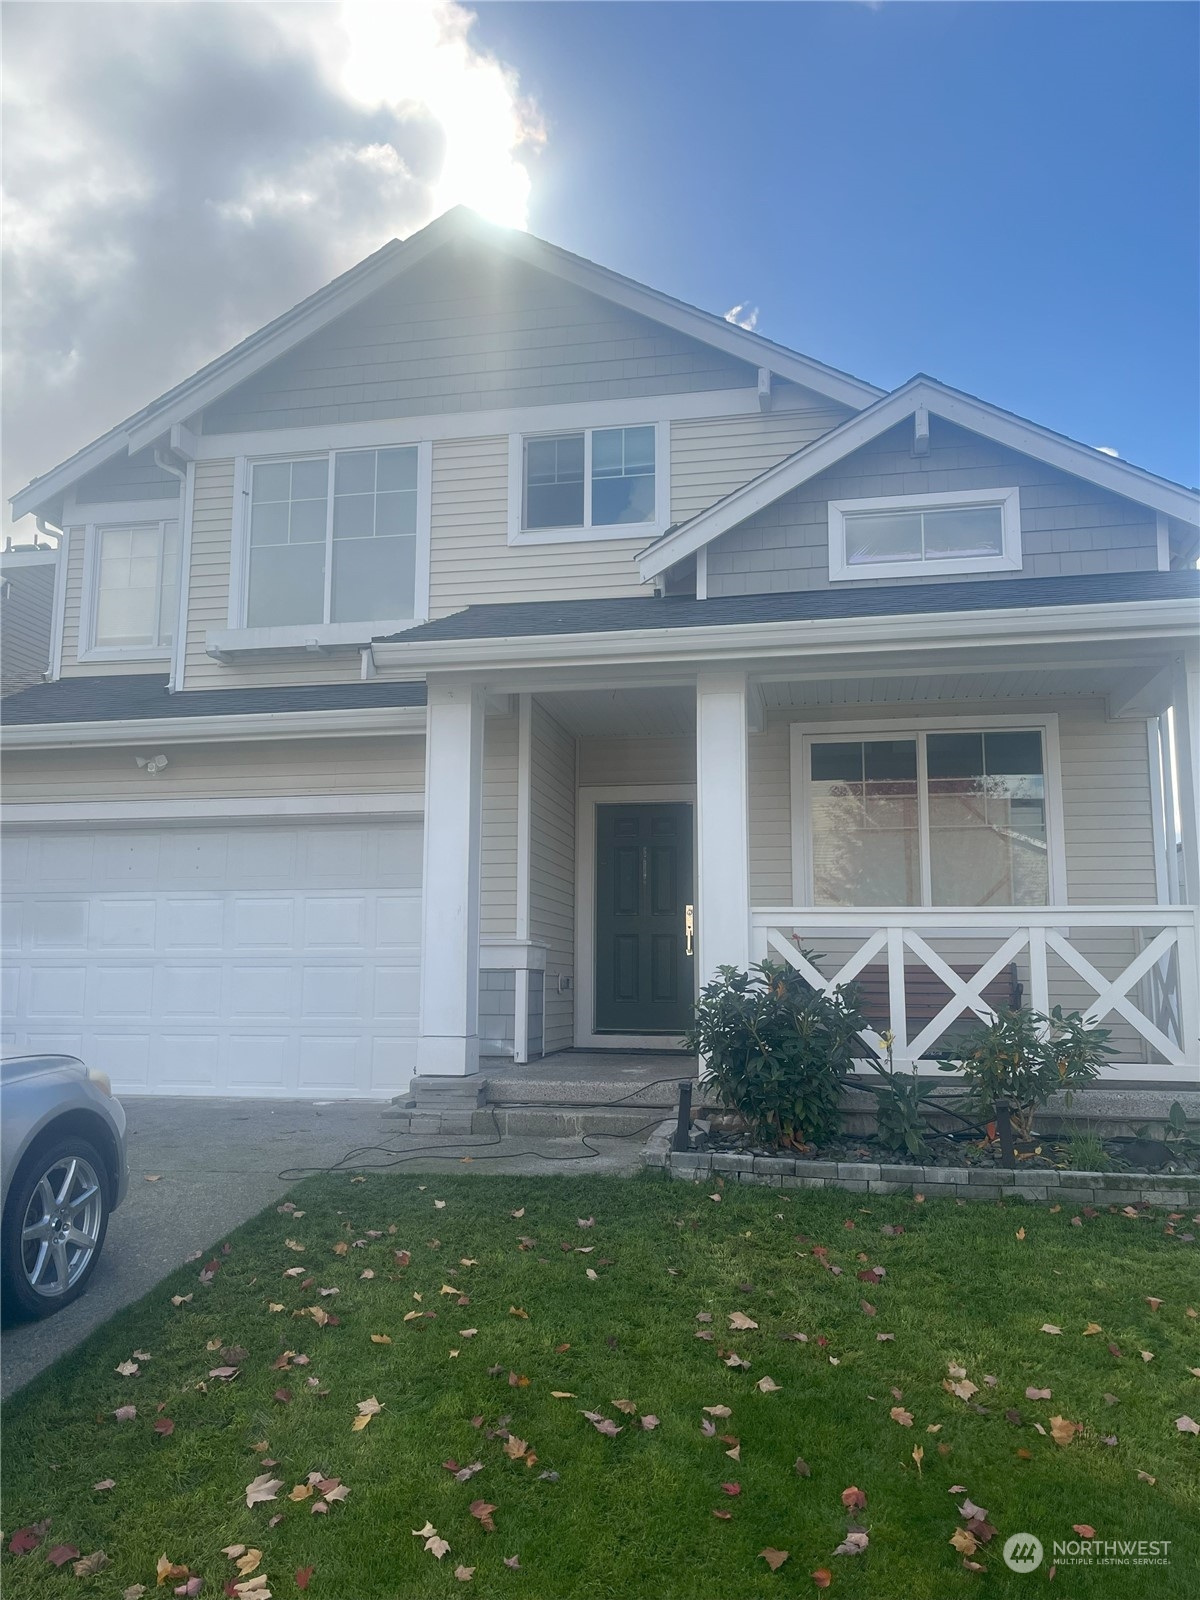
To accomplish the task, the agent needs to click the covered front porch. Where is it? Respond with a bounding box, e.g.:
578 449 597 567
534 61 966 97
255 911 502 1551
407 621 1200 1093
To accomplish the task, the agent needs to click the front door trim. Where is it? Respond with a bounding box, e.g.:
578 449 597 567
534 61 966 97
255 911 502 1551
574 783 696 1051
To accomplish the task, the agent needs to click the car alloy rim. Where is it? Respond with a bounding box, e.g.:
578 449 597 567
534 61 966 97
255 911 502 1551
20 1155 104 1298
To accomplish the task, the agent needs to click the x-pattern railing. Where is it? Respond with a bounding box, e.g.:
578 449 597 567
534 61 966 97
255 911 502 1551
751 906 1199 1071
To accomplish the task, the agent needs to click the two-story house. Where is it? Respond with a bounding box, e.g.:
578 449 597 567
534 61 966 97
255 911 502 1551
3 208 1198 1102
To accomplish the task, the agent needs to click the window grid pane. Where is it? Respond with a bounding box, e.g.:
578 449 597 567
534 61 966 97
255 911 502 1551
809 730 1048 909
844 502 1004 568
94 523 172 649
524 434 585 530
248 449 419 626
591 426 655 527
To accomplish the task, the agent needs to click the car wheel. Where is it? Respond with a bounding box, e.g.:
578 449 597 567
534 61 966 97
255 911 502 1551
1 1136 110 1321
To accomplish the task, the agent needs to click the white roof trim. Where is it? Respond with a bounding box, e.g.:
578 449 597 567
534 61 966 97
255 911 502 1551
638 376 1200 580
0 704 427 750
369 596 1198 677
11 210 881 522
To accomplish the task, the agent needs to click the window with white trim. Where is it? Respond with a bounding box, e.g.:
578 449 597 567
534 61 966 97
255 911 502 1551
245 447 419 628
91 521 179 652
802 727 1049 907
827 487 1021 581
516 424 659 539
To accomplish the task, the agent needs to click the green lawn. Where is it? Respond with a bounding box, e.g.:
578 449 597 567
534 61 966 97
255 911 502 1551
3 1171 1198 1600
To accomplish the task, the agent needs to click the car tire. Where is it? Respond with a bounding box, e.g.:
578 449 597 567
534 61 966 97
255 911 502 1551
1 1135 111 1322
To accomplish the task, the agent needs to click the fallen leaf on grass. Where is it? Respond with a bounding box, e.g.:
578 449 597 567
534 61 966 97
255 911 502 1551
712 1509 732 1521
125 1588 148 1600
469 1500 498 1533
1073 1525 1097 1539
812 1570 832 1588
950 1530 978 1556
295 1570 313 1592
720 1482 741 1496
703 1405 732 1418
1176 1416 1200 1434
352 1396 383 1430
760 1549 790 1571
1049 1415 1081 1446
235 1550 263 1576
93 1478 116 1491
794 1457 811 1477
841 1486 867 1510
454 1567 475 1582
912 1445 924 1473
943 1378 978 1402
245 1475 284 1508
728 1311 758 1331
289 1485 313 1502
755 1376 782 1394
114 1405 137 1423
1041 1324 1062 1335
46 1545 80 1567
154 1418 175 1436
890 1406 914 1426
370 1334 392 1345
157 1555 190 1585
613 1399 638 1414
509 1306 528 1319
834 1532 869 1557
1026 1386 1052 1400
641 1414 660 1430
74 1551 110 1578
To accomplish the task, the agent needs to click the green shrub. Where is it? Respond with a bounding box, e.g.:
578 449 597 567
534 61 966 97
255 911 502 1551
1063 1129 1112 1172
862 1034 943 1158
685 960 866 1147
940 1005 1113 1139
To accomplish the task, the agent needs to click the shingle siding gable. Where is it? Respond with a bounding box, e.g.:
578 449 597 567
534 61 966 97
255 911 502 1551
705 417 1159 597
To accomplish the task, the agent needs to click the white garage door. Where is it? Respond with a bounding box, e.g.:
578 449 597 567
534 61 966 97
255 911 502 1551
0 819 422 1098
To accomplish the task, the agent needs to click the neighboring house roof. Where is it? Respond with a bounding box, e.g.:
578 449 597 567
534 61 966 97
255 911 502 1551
373 569 1200 646
0 552 56 696
0 673 426 726
10 209 883 524
638 375 1200 580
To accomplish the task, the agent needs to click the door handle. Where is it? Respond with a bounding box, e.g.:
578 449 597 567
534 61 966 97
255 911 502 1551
685 903 694 957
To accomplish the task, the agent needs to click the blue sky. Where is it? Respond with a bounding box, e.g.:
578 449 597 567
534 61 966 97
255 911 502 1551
473 1 1199 486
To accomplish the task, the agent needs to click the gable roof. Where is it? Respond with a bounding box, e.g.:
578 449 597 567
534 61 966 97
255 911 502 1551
638 375 1200 580
11 209 882 524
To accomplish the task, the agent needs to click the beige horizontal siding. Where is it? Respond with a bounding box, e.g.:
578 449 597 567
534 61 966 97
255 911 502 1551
671 405 851 523
481 712 518 939
1 735 425 804
428 436 652 615
529 699 576 1054
576 735 695 788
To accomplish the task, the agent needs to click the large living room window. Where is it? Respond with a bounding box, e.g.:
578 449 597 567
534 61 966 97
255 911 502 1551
245 447 419 628
511 424 662 543
798 724 1054 907
88 521 180 654
827 486 1022 581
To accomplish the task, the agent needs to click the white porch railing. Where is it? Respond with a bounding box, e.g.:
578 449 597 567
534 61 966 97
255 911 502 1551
750 906 1200 1077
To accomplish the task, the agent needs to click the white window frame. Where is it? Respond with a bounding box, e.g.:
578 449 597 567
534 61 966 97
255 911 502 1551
828 485 1022 582
78 515 180 663
227 442 432 646
506 421 668 546
788 713 1067 908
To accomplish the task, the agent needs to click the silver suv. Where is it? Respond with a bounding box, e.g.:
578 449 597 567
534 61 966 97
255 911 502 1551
1 1055 128 1321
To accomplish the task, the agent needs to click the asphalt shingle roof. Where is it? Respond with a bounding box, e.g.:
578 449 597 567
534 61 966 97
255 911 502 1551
375 569 1200 645
0 674 427 727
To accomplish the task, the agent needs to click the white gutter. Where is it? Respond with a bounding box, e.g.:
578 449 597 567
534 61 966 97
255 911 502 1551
370 597 1199 676
2 704 427 751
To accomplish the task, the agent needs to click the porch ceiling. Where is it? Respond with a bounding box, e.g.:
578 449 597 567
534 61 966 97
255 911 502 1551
541 685 695 737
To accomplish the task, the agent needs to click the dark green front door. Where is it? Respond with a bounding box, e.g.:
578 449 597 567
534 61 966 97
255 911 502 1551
594 802 694 1034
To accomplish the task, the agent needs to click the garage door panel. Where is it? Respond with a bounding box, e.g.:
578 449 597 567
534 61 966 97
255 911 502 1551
32 899 89 950
165 899 225 950
91 965 155 1019
233 898 294 950
94 899 157 951
230 966 296 1018
2 820 422 1099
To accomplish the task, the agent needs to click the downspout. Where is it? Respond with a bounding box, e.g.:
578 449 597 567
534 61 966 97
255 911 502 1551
153 447 190 692
36 516 68 681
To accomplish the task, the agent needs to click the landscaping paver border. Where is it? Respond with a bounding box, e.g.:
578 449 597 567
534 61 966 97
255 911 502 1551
642 1120 1200 1206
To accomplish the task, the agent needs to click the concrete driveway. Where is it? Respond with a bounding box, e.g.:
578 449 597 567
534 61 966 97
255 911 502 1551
1 1094 647 1399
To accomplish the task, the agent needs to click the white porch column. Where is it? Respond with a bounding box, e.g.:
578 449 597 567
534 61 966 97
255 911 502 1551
416 677 485 1076
695 670 751 981
1171 647 1200 907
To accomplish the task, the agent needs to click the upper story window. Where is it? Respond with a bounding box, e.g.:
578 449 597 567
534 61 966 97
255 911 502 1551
510 423 663 545
86 520 179 656
244 446 419 629
827 486 1021 581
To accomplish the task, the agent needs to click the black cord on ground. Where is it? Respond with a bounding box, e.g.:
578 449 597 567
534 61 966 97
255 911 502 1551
276 1076 691 1181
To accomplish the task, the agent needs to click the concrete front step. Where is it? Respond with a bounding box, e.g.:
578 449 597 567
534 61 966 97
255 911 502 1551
384 1104 666 1138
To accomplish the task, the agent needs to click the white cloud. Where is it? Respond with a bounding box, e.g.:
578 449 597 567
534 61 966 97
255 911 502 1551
724 302 760 332
2 0 544 528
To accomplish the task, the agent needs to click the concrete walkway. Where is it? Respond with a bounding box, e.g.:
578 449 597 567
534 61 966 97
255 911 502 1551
1 1094 650 1399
